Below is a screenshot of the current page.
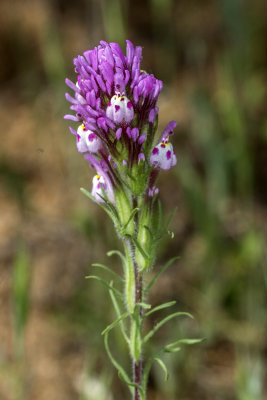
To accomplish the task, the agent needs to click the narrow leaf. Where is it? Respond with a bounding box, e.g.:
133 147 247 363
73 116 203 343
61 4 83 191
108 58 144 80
132 237 149 260
165 206 178 232
109 287 129 344
145 256 180 294
143 301 176 319
124 208 139 230
101 311 132 335
166 338 204 350
85 275 123 299
135 302 151 311
154 357 169 381
104 332 133 395
117 372 145 400
107 250 126 264
143 312 193 344
91 263 124 282
80 188 117 222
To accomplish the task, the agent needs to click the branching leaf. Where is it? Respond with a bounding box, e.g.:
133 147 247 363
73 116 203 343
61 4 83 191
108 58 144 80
91 263 124 282
167 230 175 239
144 256 180 294
165 338 204 351
107 250 126 265
85 275 123 299
143 224 153 239
80 188 118 222
143 312 193 344
132 237 149 260
101 311 132 335
135 302 151 311
104 332 133 396
118 372 145 400
109 286 129 344
124 208 139 230
143 301 176 319
142 335 202 391
154 357 169 381
165 206 178 232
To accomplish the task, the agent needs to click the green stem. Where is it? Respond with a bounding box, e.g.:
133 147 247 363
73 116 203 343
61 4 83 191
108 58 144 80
123 239 135 313
133 255 143 400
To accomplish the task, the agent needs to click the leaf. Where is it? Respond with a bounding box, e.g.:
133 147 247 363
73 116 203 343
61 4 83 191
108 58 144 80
144 256 180 294
85 275 123 299
135 302 151 311
154 357 169 381
142 335 202 391
165 206 178 232
117 372 145 400
131 237 149 260
143 301 176 319
104 332 133 396
143 224 153 239
101 311 132 335
167 230 175 239
107 250 126 264
80 188 117 222
109 286 129 344
166 338 204 351
143 312 193 344
124 208 139 230
91 263 124 282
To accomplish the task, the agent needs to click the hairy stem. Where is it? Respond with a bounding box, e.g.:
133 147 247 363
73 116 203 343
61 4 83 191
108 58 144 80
133 253 143 400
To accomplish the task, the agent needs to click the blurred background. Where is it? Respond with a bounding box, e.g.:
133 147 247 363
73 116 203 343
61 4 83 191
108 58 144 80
0 0 266 399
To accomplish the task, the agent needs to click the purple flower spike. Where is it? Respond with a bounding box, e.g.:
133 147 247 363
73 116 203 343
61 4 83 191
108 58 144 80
150 138 177 170
64 40 173 197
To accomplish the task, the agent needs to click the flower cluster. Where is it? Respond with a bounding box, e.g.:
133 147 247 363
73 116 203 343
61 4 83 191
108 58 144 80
65 40 177 202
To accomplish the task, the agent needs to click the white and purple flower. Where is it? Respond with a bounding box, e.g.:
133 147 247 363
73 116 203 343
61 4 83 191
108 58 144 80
106 93 134 124
76 124 103 153
150 138 177 170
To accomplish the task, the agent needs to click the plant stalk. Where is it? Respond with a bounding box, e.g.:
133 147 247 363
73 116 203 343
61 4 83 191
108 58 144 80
133 253 143 400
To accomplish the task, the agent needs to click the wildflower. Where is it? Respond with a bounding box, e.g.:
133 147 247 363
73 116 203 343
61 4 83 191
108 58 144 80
65 40 177 197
